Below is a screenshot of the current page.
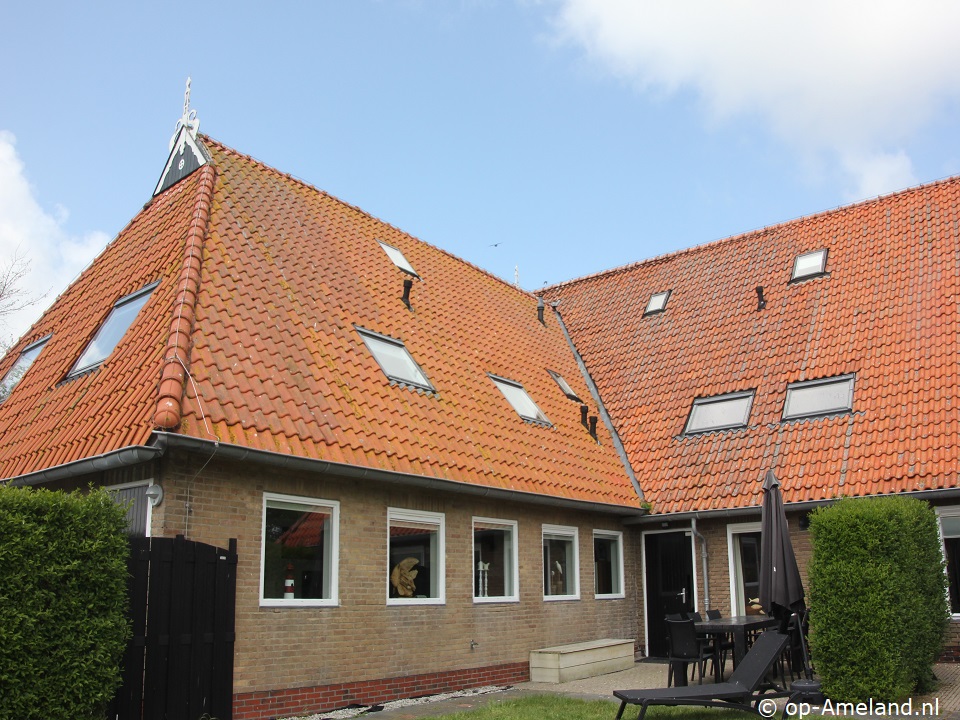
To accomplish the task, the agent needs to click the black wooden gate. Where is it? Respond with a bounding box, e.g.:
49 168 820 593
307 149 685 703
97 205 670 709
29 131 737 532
109 535 238 720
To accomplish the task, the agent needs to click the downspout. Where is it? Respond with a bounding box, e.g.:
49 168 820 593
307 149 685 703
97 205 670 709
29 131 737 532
691 517 710 611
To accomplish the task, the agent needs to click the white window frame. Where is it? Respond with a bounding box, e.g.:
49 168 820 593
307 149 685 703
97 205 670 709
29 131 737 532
684 390 754 434
490 374 550 425
644 290 671 315
387 508 445 606
357 327 434 391
260 492 340 608
726 521 762 616
937 507 960 619
791 249 828 281
782 375 854 421
593 530 625 599
542 524 580 601
378 240 419 277
472 517 520 604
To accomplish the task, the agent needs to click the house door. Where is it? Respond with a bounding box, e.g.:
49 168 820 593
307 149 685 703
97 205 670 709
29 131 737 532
644 531 695 657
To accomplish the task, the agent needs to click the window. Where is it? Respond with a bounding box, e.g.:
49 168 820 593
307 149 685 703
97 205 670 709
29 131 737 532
594 531 624 598
791 249 827 281
939 511 960 615
644 290 671 315
379 240 419 277
490 374 550 424
388 508 444 604
107 481 153 538
783 375 854 421
547 369 581 402
684 390 754 434
473 518 519 602
727 522 762 615
68 282 158 378
260 493 340 606
0 335 50 402
543 524 579 600
358 328 433 390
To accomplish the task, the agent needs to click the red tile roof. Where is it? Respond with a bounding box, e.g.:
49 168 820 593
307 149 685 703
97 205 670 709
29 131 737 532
0 136 638 510
544 179 960 514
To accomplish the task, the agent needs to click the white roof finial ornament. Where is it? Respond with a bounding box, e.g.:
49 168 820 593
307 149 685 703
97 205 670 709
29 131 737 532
169 77 200 150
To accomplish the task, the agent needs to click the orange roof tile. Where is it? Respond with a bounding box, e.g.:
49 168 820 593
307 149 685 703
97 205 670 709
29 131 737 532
545 178 960 514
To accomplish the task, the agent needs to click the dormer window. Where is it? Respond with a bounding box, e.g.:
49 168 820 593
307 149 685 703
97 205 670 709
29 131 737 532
783 375 854 421
357 328 433 391
378 241 419 278
0 335 50 402
644 290 671 316
791 249 827 281
490 374 550 425
67 283 158 379
684 390 754 434
546 369 581 402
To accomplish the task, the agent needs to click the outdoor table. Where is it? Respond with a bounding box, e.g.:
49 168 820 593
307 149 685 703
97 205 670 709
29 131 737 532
695 614 780 669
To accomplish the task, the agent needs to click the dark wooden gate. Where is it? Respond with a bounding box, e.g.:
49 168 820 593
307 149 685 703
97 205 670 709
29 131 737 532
109 535 238 720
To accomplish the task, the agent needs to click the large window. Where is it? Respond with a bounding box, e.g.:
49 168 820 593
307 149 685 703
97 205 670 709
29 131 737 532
68 282 158 378
543 524 579 600
684 390 754 434
594 531 624 598
727 522 762 615
0 335 49 402
473 518 519 602
783 375 854 421
388 508 445 604
260 493 340 606
358 327 433 391
939 511 960 615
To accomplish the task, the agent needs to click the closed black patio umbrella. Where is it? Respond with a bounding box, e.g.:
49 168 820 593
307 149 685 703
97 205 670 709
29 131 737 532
758 469 805 632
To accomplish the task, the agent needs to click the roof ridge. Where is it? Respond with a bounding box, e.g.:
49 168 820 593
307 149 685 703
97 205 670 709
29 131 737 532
199 135 540 302
153 162 217 430
543 172 960 293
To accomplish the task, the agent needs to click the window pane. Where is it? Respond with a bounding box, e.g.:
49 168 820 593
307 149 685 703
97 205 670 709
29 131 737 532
71 285 156 376
784 377 853 419
736 532 762 614
0 337 49 402
389 513 442 600
945 537 960 613
543 532 577 596
594 534 622 596
379 241 418 276
474 521 516 599
793 249 826 279
942 516 960 537
492 376 549 423
263 499 334 601
547 369 581 402
686 393 752 433
360 330 432 389
645 291 670 314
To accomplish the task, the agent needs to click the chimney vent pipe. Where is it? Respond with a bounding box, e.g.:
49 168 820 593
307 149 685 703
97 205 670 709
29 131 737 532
537 297 545 325
402 279 413 309
580 405 589 427
589 415 598 439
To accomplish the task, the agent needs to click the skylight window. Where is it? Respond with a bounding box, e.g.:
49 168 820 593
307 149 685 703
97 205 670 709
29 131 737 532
783 375 854 420
684 390 754 434
357 328 433 390
490 374 550 425
0 335 50 403
547 369 581 402
378 241 419 277
791 249 827 281
644 290 671 315
68 283 158 378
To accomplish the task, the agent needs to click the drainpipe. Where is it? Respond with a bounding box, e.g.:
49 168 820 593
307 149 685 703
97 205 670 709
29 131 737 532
691 517 710 611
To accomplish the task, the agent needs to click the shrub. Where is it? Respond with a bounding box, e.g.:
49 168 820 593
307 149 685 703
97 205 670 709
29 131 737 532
808 496 948 702
0 485 130 719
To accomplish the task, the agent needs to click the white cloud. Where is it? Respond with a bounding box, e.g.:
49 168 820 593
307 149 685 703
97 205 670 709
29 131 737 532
0 131 108 347
549 0 960 195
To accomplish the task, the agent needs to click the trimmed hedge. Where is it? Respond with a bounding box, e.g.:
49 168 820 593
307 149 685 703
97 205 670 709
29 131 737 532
0 485 130 719
808 496 948 702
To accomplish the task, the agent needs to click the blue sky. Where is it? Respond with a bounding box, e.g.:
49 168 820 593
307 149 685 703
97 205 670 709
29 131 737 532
3 1 960 345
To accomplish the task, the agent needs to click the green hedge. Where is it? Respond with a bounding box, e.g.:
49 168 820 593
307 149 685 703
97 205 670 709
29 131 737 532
808 496 948 702
0 485 130 719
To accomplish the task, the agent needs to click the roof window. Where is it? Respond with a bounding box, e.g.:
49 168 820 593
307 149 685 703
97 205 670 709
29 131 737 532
490 374 550 425
547 369 581 402
644 290 671 316
378 241 419 277
67 283 158 378
0 335 50 403
783 375 854 421
684 390 754 434
791 249 827 281
357 328 433 391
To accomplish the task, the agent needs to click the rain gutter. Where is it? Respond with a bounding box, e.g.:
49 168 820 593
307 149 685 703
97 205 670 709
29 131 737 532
152 432 648 519
5 446 163 486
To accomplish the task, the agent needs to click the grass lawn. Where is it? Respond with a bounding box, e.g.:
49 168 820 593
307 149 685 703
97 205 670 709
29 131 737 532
429 695 758 720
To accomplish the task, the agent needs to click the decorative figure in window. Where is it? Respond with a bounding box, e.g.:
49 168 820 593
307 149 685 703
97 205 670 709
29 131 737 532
477 561 490 597
550 560 564 595
390 557 419 597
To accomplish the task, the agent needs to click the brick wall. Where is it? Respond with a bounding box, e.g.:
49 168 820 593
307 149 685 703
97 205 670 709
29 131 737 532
150 450 640 717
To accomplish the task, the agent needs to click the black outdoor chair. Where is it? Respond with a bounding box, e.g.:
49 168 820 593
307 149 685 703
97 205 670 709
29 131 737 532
613 631 790 720
703 609 735 677
782 609 812 680
665 618 713 686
